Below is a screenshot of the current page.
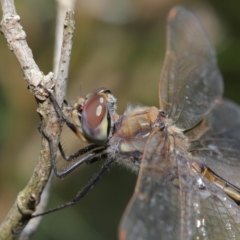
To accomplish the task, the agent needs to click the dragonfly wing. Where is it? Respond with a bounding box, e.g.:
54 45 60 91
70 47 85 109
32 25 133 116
188 99 240 188
177 155 240 239
194 174 240 239
119 128 240 239
119 130 204 240
159 6 223 130
119 130 181 240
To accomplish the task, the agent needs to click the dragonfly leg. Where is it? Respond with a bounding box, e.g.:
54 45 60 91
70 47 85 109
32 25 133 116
39 125 105 178
31 157 114 218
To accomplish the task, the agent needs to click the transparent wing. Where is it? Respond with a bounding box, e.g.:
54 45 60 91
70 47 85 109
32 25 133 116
119 130 182 240
188 99 240 188
159 6 223 130
119 129 240 240
177 156 240 240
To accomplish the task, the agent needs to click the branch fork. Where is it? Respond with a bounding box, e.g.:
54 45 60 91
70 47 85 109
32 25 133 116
0 0 75 238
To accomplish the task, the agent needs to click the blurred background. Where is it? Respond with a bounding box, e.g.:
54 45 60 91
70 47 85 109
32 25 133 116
0 0 240 239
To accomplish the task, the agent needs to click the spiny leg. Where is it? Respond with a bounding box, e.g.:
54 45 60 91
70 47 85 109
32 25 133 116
42 86 78 134
58 141 105 162
40 86 107 177
39 125 106 178
31 157 115 218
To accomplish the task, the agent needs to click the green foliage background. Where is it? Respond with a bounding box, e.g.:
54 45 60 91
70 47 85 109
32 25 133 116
0 0 240 239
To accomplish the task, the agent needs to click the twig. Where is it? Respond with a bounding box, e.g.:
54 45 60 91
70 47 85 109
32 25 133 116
18 1 76 238
54 4 76 104
0 0 75 239
53 0 76 78
0 0 53 99
18 172 54 240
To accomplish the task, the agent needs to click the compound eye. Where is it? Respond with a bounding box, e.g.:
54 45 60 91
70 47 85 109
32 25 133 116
81 93 109 143
84 94 106 128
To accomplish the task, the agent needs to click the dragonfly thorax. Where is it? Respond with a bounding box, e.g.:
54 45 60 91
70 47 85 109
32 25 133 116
109 105 166 171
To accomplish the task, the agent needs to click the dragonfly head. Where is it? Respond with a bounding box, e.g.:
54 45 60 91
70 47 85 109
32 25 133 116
71 88 118 144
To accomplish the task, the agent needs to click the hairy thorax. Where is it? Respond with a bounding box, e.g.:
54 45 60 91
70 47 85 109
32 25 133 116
108 104 190 172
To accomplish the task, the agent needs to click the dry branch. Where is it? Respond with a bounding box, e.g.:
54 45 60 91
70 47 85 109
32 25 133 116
0 0 75 239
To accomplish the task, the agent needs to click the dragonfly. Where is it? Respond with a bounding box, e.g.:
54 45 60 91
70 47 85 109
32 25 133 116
34 6 240 240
